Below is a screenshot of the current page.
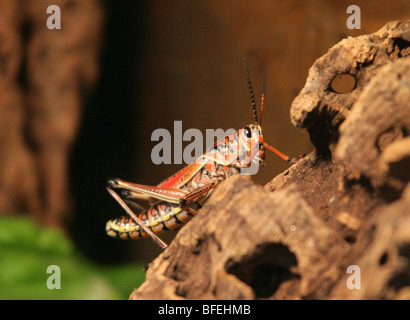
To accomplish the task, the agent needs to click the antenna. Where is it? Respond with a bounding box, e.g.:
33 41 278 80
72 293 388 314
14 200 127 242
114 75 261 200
260 65 266 126
243 58 258 124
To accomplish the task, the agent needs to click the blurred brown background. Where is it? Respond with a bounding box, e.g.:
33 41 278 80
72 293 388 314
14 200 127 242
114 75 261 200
0 0 409 263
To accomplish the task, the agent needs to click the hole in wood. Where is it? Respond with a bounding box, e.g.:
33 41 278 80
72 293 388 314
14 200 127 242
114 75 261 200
225 242 299 298
330 73 356 93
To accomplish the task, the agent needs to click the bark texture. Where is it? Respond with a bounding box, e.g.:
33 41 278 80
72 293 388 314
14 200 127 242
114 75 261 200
130 21 410 300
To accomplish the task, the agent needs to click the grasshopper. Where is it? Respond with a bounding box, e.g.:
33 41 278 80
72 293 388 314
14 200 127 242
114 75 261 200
106 59 303 249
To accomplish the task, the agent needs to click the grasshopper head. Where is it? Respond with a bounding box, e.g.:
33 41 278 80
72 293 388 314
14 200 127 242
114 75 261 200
238 123 265 166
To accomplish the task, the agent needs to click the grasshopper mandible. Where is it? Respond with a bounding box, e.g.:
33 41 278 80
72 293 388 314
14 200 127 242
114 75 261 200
106 59 303 249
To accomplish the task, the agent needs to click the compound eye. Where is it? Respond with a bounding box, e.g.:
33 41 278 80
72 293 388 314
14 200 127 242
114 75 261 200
244 126 252 138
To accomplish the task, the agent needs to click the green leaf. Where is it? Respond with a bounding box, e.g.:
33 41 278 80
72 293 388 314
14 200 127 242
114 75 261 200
0 216 146 299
